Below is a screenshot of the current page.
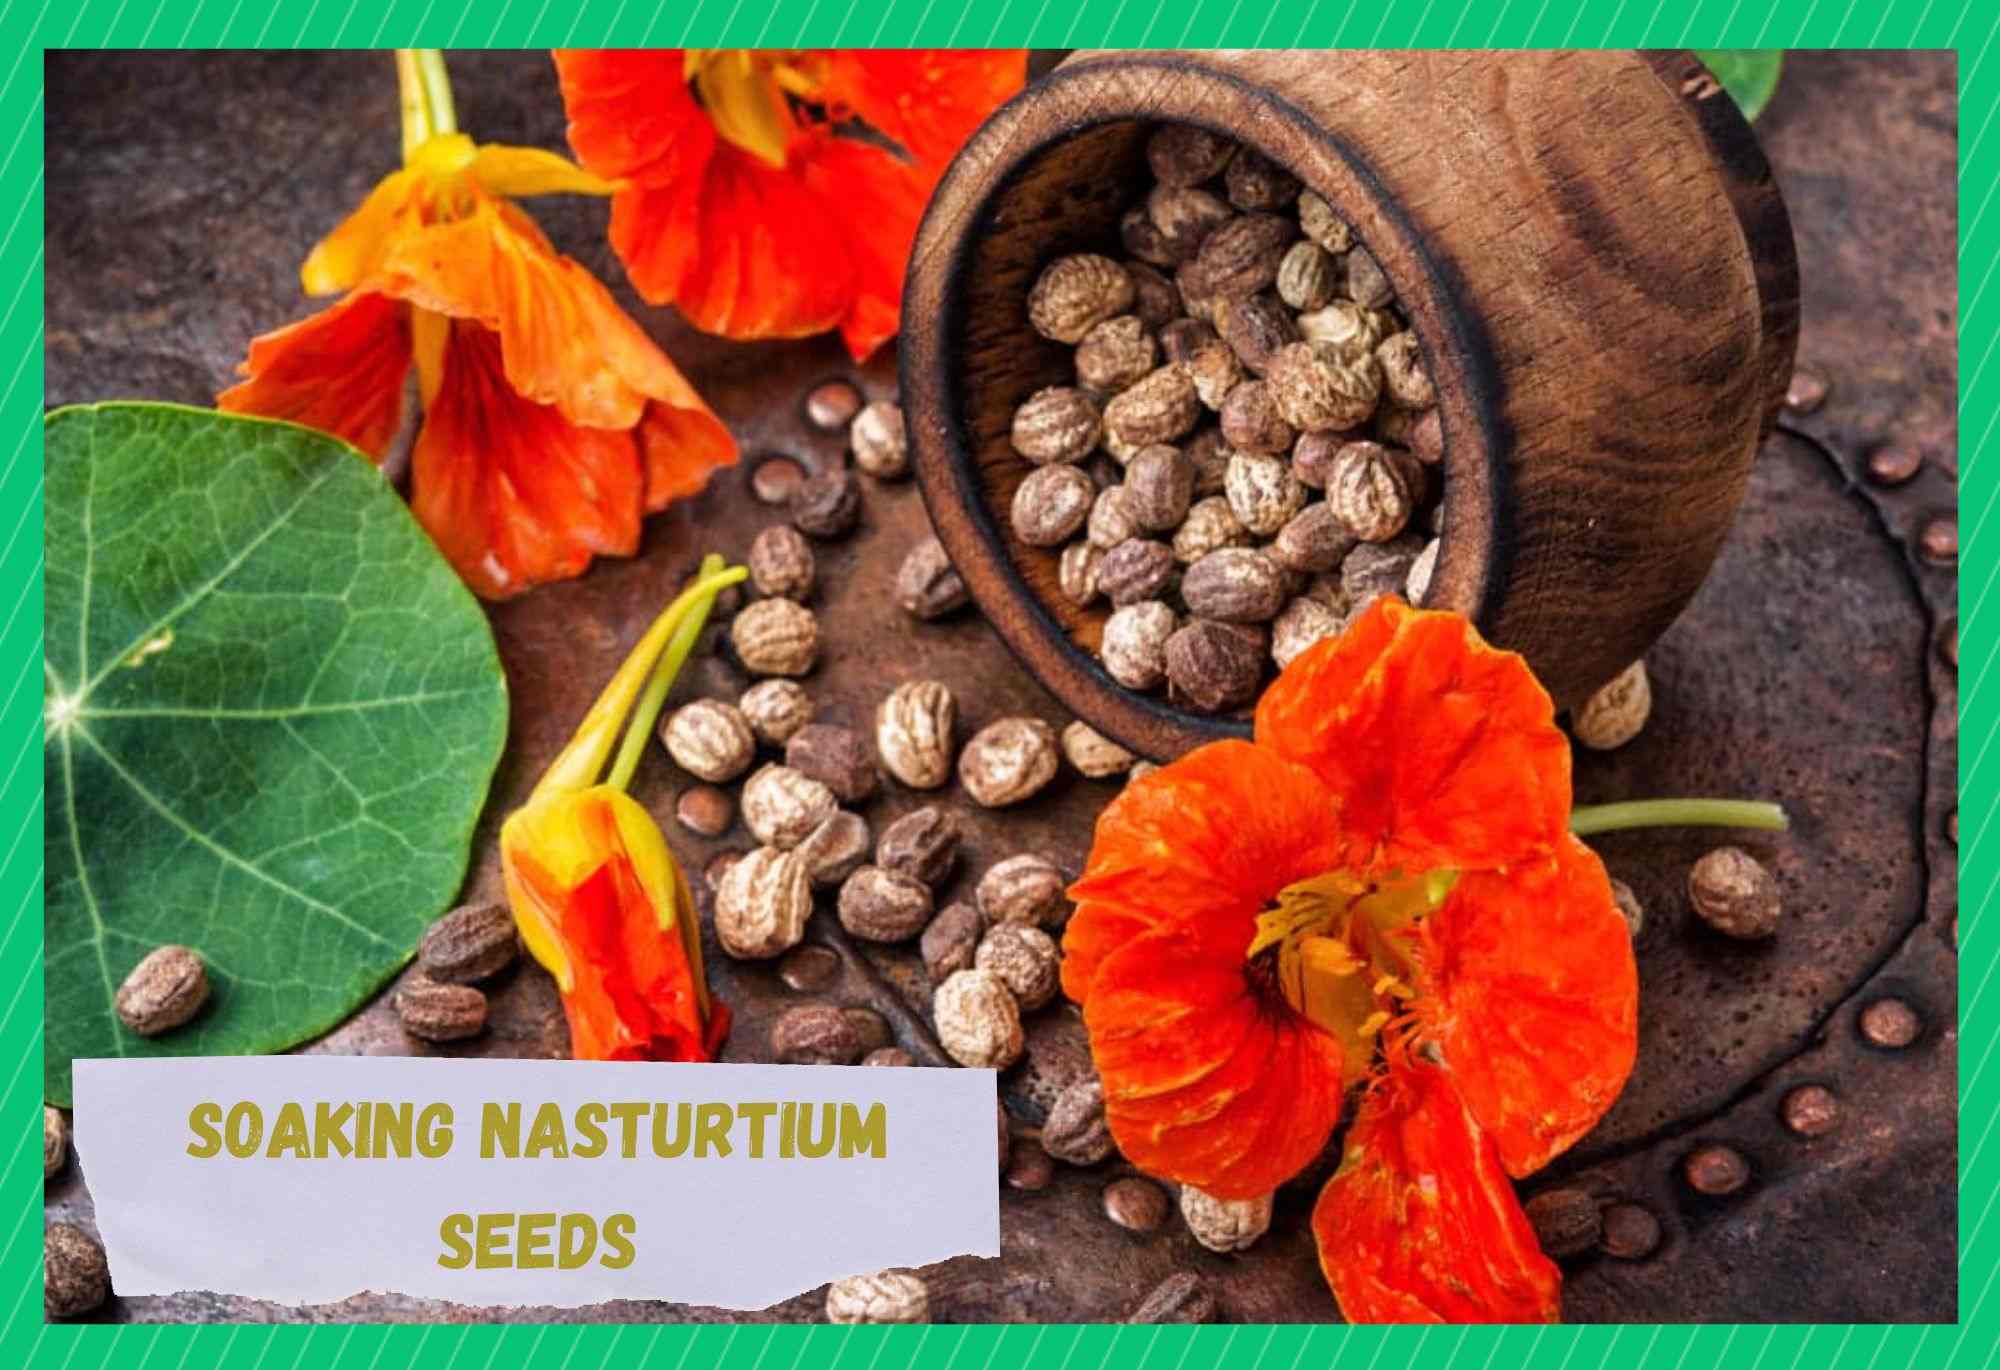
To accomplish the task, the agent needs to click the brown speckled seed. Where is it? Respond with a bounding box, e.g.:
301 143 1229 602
1599 1203 1661 1260
1860 997 1922 1048
1103 1177 1171 1233
1682 1144 1750 1196
1524 1188 1602 1257
1781 1084 1841 1137
1688 846 1780 940
1127 1272 1217 1324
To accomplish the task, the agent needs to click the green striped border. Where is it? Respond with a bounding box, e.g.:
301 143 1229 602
18 1 1979 1364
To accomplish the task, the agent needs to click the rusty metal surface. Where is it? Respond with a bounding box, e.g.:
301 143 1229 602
43 49 1955 1323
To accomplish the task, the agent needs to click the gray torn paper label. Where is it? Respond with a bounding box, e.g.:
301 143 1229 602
73 1055 1000 1309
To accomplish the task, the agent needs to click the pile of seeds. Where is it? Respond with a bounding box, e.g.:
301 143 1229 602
1009 121 1444 713
653 398 1152 1088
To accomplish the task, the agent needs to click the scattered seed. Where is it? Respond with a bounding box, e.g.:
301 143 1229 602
1524 1188 1601 1257
115 945 209 1037
1609 878 1644 939
44 1106 67 1180
44 1222 110 1319
417 902 520 985
396 976 488 1043
1688 846 1780 939
1127 1271 1216 1324
790 468 862 540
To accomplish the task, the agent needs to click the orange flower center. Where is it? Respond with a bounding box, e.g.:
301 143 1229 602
405 132 485 222
1246 867 1458 1086
683 49 832 169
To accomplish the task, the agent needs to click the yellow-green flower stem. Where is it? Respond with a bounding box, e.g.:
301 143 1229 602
396 48 458 162
1570 799 1790 837
607 555 734 794
530 563 748 803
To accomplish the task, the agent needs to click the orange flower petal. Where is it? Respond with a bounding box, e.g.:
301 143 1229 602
555 49 852 341
554 49 718 185
556 48 1023 361
815 50 1027 168
1255 597 1572 877
634 399 738 513
505 791 721 1062
300 166 430 297
1418 833 1638 1177
1314 1062 1560 1324
1062 739 1345 1005
650 142 858 344
410 320 643 599
370 200 726 437
1083 923 1346 1199
789 134 934 362
217 292 411 459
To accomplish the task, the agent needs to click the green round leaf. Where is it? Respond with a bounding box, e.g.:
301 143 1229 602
1695 49 1785 123
43 404 509 1105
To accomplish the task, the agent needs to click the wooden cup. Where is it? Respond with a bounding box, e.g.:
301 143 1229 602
903 49 1799 760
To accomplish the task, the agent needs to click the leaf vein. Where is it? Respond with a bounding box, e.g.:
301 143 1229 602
75 453 345 702
77 686 492 722
72 724 401 953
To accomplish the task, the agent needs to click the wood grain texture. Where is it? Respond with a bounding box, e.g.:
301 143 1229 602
904 49 1799 759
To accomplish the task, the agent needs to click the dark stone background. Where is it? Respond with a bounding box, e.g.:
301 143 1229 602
43 49 1958 1323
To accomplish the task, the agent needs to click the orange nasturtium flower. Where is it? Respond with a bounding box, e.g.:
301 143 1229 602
502 556 747 1061
220 50 736 600
553 48 1028 360
1063 598 1641 1323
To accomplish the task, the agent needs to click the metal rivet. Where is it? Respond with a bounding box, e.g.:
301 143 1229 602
1859 997 1922 1049
675 784 734 838
804 379 863 432
1918 517 1958 565
750 455 807 505
1102 1176 1170 1233
1599 1202 1662 1259
1784 368 1829 414
776 944 840 993
1781 1084 1841 1137
1866 444 1924 486
1682 1144 1751 1196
